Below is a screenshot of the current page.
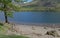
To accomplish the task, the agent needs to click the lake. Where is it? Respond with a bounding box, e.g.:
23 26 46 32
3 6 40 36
0 12 60 24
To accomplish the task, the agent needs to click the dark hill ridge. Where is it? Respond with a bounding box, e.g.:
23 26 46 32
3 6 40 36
19 0 60 12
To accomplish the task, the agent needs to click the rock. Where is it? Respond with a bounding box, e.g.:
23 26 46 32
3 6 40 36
32 26 36 30
40 35 54 38
32 32 42 36
45 30 60 37
56 30 60 37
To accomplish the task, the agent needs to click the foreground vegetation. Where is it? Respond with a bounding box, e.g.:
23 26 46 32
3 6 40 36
0 35 29 38
0 23 29 38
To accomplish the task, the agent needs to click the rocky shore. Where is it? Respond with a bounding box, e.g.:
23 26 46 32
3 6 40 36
6 24 60 38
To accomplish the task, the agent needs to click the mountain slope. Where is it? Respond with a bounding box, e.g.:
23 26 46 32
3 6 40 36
20 0 60 12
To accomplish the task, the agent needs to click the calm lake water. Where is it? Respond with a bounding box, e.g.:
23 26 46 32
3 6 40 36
0 12 60 24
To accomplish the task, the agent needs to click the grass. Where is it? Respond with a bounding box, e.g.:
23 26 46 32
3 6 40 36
0 35 29 38
0 23 3 26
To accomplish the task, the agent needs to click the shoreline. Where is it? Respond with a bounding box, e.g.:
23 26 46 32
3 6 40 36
9 22 60 28
9 23 60 38
0 21 60 28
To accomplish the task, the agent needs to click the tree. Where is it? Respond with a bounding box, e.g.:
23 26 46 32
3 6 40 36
0 0 26 23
